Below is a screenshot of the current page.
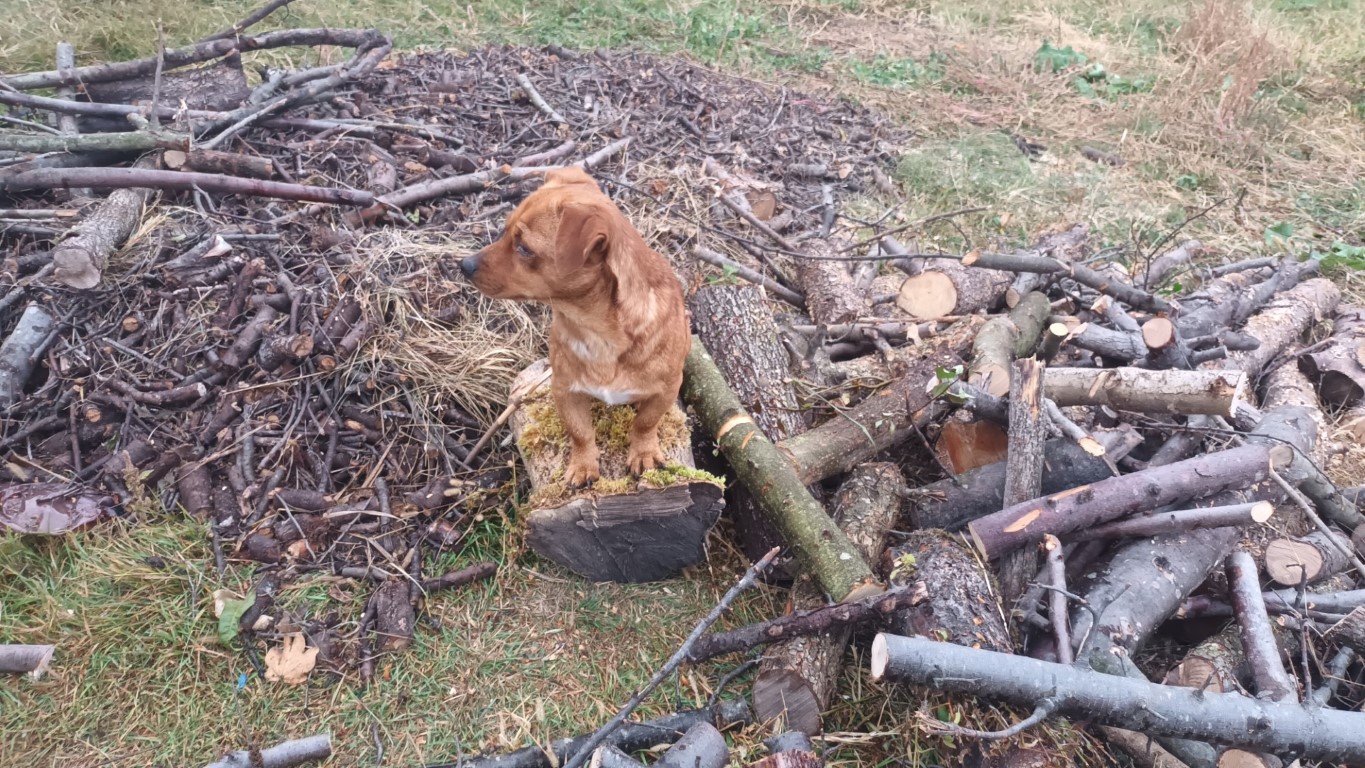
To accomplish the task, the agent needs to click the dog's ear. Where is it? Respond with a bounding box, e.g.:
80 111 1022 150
542 166 599 191
555 201 611 272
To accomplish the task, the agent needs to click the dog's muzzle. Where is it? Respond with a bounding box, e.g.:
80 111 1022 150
459 252 481 279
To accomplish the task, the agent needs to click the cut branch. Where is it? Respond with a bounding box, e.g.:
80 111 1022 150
1263 530 1354 587
1041 367 1248 417
3 167 373 206
44 153 159 290
1226 550 1297 703
0 644 55 679
1069 501 1274 542
203 733 332 768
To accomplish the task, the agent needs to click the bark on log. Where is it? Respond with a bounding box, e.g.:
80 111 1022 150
163 148 275 179
998 357 1047 608
1323 606 1365 654
1263 588 1365 616
967 292 1051 397
868 632 1365 764
1164 623 1251 694
0 130 188 155
1173 261 1312 341
689 284 808 565
508 360 724 583
794 238 862 325
0 303 57 407
775 349 962 485
1002 225 1090 307
962 250 1170 313
683 337 882 601
1299 305 1365 407
906 427 1143 531
968 442 1288 560
426 700 753 768
1063 321 1148 363
752 462 901 735
1226 550 1297 703
47 153 159 290
1263 530 1354 587
1098 726 1192 768
1041 367 1248 417
747 732 822 768
1069 501 1274 542
896 259 1012 320
879 530 1011 652
1223 278 1340 380
86 52 250 112
203 733 332 768
0 644 55 678
1144 240 1202 288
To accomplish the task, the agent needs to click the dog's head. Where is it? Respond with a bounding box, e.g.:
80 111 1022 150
460 167 635 302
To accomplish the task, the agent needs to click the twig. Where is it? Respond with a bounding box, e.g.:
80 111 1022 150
840 207 988 253
465 367 550 467
517 73 567 124
924 699 1061 740
2 167 374 206
198 0 299 42
1043 535 1072 665
150 22 166 131
561 547 780 768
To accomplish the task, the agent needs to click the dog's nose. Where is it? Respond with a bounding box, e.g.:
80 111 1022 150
459 253 481 279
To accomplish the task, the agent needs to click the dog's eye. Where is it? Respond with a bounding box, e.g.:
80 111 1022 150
516 242 534 260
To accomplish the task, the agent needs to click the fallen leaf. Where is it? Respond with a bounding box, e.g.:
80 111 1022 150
746 190 778 220
214 590 255 646
0 483 112 535
265 633 318 685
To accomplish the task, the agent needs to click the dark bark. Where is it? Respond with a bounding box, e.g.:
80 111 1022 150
0 304 57 407
998 357 1047 608
85 52 250 112
879 530 1011 652
961 250 1170 313
422 562 497 593
1298 304 1365 407
1323 606 1365 654
163 148 275 179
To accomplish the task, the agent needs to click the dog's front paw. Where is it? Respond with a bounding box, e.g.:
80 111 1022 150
565 454 601 488
627 441 667 476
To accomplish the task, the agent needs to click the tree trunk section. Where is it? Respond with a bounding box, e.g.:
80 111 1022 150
878 530 1011 652
1299 305 1365 407
1041 367 1248 417
48 153 160 289
682 337 882 602
906 427 1143 531
0 303 57 407
967 292 1051 397
1263 530 1353 587
1164 623 1250 694
689 284 809 567
896 260 1012 320
1324 606 1365 654
509 360 724 583
751 462 901 735
997 357 1047 608
163 148 276 179
85 52 250 111
793 238 863 325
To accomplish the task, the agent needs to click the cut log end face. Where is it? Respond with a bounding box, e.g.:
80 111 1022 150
1265 537 1330 586
1142 317 1176 350
869 633 890 681
896 272 956 319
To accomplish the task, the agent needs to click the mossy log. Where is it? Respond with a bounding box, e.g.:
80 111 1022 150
682 337 883 602
509 360 725 583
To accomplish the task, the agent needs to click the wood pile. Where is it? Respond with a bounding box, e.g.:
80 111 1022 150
2 4 1365 768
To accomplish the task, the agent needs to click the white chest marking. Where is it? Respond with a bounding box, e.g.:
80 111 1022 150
570 383 640 406
567 336 615 364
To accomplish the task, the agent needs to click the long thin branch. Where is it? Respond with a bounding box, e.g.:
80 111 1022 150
561 547 779 768
2 167 373 206
693 247 806 310
198 0 300 42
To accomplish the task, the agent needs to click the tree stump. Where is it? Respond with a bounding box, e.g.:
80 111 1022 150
509 359 725 583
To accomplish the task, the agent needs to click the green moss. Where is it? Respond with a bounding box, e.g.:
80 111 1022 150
640 465 725 489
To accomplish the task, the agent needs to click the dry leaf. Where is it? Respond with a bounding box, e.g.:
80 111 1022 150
0 483 112 535
265 633 318 685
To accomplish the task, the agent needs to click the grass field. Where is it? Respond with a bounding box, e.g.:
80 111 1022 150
3 0 1365 766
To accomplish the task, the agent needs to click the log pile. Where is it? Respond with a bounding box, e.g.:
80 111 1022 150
4 5 1365 768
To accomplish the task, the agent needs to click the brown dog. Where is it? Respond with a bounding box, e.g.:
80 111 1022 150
460 167 690 487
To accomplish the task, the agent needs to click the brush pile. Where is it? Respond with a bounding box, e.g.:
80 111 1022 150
2 3 1365 768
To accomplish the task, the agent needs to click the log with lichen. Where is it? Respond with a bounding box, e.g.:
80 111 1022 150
508 359 726 583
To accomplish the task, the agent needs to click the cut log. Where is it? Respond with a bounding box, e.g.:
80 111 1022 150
775 349 962 485
682 338 882 602
689 284 808 566
1069 501 1274 542
934 419 1009 475
878 530 1011 652
1164 623 1251 694
1097 726 1191 768
1224 277 1340 380
1263 530 1354 587
747 731 822 768
906 427 1143 531
752 462 901 735
0 304 57 407
508 360 725 583
47 153 160 289
896 259 1012 320
1225 550 1297 703
967 291 1051 397
0 644 55 678
1041 367 1248 417
203 733 332 768
86 52 250 112
1063 321 1148 363
1323 606 1365 654
1142 317 1197 369
794 238 862 325
967 442 1289 560
962 250 1169 313
997 356 1047 607
1173 260 1313 341
1299 305 1365 407
868 632 1365 764
163 148 275 179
